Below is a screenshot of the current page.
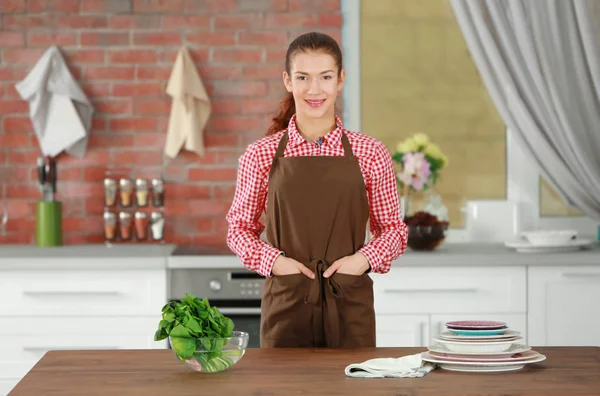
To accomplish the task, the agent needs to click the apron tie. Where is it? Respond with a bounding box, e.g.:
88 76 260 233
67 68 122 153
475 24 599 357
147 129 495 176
305 258 343 348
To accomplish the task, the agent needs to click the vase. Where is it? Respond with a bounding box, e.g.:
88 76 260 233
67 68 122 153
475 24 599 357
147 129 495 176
405 189 449 252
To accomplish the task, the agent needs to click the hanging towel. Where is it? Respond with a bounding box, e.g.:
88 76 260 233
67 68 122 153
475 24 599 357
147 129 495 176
164 45 211 159
15 46 93 158
345 353 437 378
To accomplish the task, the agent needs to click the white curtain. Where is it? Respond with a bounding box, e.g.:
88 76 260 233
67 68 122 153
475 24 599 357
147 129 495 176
450 0 600 221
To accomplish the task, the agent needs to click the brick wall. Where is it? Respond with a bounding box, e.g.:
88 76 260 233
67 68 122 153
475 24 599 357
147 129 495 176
0 0 342 247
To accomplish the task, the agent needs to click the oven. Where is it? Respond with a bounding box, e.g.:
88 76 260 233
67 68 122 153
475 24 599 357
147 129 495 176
167 267 264 349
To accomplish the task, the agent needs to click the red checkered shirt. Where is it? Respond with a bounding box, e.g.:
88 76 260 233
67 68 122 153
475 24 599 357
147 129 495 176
226 114 408 277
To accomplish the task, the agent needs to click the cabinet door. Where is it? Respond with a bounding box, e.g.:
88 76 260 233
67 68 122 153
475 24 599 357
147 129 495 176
376 314 430 347
430 314 528 345
529 266 600 346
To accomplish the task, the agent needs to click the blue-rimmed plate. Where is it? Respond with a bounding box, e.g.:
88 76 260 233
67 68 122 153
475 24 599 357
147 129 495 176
447 328 509 336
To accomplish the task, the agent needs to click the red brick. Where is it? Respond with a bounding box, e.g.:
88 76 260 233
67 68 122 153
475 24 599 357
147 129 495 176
94 99 133 115
133 0 185 13
212 48 263 63
242 64 283 80
237 0 287 11
109 118 158 132
0 233 32 244
162 15 210 29
4 84 19 99
0 67 14 80
0 100 28 115
186 0 236 12
197 65 240 80
81 0 132 13
211 99 241 115
265 13 316 28
0 32 25 47
28 0 80 12
214 14 263 30
210 81 268 97
108 49 157 64
168 185 211 200
189 234 228 248
242 98 282 114
133 32 182 46
60 183 104 199
6 185 40 199
0 132 32 147
112 82 164 97
55 16 108 28
2 15 54 29
84 197 106 214
213 184 236 199
163 216 212 233
7 149 42 164
0 0 26 12
2 49 45 65
34 166 82 182
212 116 262 132
268 80 286 96
266 48 287 63
91 117 108 132
158 48 209 63
2 200 31 217
185 32 236 46
136 66 172 80
238 31 289 46
84 66 135 80
134 99 170 115
56 150 111 166
5 218 36 232
318 13 343 27
204 132 239 148
81 82 112 98
108 15 161 29
80 32 130 46
27 32 77 47
188 167 237 182
62 49 105 64
289 0 339 11
215 150 242 165
113 150 163 165
0 84 4 97
88 133 134 148
186 199 231 216
133 133 165 147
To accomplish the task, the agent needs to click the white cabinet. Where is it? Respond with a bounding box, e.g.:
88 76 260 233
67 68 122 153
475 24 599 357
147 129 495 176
528 266 600 346
372 266 527 347
0 266 168 396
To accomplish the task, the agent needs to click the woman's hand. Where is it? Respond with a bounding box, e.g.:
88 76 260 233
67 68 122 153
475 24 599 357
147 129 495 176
323 253 370 278
272 255 315 279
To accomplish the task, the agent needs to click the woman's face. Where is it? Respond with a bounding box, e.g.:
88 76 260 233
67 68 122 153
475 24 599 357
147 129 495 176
283 51 345 121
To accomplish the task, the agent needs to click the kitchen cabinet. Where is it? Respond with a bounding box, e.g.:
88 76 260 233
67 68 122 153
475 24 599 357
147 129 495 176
0 266 168 396
528 266 600 346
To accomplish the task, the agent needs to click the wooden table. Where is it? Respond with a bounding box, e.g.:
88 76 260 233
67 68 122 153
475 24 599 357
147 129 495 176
10 347 600 395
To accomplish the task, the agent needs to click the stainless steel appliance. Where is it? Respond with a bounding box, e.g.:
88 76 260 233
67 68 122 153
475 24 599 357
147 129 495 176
168 247 264 349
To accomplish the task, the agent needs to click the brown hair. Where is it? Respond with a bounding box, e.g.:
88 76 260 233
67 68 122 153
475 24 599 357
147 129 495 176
266 32 343 136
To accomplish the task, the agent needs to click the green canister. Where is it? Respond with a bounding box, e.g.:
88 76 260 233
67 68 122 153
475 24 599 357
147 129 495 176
35 201 62 247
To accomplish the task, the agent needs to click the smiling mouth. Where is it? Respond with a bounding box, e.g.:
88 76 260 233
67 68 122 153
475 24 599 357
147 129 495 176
305 99 326 108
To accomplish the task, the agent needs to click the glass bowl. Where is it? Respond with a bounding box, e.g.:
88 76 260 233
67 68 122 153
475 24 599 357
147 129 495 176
407 224 448 251
169 331 249 373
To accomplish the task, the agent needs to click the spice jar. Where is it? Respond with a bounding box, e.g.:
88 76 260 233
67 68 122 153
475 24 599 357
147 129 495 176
103 211 117 242
104 178 117 207
151 178 164 207
150 211 165 241
119 212 133 241
119 178 133 207
135 179 149 207
134 211 148 240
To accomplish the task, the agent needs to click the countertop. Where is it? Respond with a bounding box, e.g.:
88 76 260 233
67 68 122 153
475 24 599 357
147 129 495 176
9 347 600 395
0 242 598 270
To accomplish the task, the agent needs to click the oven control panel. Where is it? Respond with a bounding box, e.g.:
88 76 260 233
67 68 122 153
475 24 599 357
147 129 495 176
169 268 265 300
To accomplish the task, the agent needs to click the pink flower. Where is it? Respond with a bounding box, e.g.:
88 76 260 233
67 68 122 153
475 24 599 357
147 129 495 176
397 152 431 191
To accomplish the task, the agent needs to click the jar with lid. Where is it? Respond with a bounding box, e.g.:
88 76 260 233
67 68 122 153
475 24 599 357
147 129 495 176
104 178 117 207
119 178 134 207
134 212 148 240
150 212 165 241
119 212 133 241
151 178 164 207
135 179 149 207
103 211 117 244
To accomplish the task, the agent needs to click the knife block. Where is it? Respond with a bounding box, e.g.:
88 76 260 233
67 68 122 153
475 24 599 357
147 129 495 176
36 201 62 247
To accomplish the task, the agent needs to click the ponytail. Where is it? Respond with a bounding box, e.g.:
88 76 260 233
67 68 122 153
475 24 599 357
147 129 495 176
267 92 295 136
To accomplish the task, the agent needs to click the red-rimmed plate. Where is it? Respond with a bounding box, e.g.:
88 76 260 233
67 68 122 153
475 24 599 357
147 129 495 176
445 320 507 330
428 350 540 362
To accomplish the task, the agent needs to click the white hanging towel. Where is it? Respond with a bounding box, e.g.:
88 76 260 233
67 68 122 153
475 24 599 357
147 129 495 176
164 45 211 159
15 45 93 158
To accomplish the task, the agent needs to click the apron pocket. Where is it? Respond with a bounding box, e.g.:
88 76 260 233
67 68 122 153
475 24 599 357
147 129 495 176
332 273 376 343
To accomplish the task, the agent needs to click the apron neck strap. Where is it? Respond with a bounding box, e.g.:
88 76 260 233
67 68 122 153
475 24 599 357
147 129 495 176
275 130 289 158
341 132 354 157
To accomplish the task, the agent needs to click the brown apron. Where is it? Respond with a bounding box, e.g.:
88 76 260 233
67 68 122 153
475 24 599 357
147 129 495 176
260 130 376 348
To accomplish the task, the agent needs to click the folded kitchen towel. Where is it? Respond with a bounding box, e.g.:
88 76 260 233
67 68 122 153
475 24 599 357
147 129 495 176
164 45 212 159
15 45 93 158
345 353 437 378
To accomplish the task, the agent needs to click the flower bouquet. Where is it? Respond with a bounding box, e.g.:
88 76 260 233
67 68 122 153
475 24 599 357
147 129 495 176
392 133 450 251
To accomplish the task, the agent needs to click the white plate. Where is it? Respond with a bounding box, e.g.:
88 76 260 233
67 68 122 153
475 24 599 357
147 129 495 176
428 343 531 356
432 336 523 353
437 364 525 373
439 330 521 341
504 239 592 253
421 351 546 367
521 229 577 245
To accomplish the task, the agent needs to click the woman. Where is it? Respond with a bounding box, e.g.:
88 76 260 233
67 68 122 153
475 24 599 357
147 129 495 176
226 32 408 348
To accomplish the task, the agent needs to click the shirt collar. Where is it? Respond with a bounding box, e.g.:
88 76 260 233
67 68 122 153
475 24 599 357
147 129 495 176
287 114 345 149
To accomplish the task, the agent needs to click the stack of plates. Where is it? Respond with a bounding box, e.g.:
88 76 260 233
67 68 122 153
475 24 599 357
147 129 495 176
422 320 546 373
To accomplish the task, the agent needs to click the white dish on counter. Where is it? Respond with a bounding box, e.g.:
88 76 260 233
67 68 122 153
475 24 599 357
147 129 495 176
438 330 520 341
428 343 531 356
421 351 546 373
504 238 592 253
431 337 523 353
521 229 577 245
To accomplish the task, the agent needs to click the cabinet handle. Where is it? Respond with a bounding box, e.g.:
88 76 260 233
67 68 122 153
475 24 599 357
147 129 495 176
384 288 478 294
419 322 426 347
218 308 262 315
24 346 119 352
561 272 600 278
23 291 121 297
